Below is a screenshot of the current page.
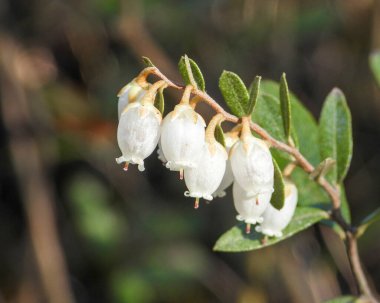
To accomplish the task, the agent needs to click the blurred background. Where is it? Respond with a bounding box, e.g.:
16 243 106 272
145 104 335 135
0 0 380 302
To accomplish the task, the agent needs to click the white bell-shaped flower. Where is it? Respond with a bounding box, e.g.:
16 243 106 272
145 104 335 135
230 134 274 196
117 80 149 119
213 132 238 197
184 142 227 208
160 104 206 172
116 102 161 171
256 181 298 237
233 181 272 225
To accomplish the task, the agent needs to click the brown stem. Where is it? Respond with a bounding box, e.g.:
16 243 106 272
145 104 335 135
145 66 379 301
346 233 377 302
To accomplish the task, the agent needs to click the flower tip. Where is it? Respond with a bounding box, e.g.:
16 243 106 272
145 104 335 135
123 162 129 171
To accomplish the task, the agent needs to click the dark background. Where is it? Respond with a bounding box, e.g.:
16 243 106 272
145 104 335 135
0 0 379 302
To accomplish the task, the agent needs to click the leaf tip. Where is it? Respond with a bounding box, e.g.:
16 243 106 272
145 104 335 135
330 87 344 98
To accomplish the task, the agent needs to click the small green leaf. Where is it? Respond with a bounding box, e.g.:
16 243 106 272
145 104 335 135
219 71 250 118
178 55 205 91
319 88 353 184
214 207 328 252
154 88 164 115
323 296 358 303
357 207 380 238
369 51 380 87
280 73 292 141
270 158 285 210
142 56 155 67
214 124 226 147
247 76 261 115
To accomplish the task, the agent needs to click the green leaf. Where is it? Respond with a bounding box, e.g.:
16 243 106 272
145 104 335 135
323 296 358 303
219 71 250 118
253 93 288 143
357 207 380 238
319 88 353 184
142 56 155 67
214 124 226 147
247 76 261 115
154 88 164 115
280 73 291 141
369 51 380 87
259 80 329 209
252 92 297 162
178 55 205 91
214 207 328 252
260 80 320 165
270 158 285 210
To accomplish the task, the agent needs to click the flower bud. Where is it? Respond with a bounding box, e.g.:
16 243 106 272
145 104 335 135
160 104 206 171
256 181 298 237
118 81 148 119
116 102 161 171
213 132 238 197
184 142 227 207
233 181 272 224
230 135 274 196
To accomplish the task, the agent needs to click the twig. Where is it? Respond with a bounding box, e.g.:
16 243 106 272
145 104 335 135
146 66 378 302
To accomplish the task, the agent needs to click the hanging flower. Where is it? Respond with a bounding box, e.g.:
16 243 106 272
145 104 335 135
230 118 274 196
184 141 227 208
160 103 206 173
116 100 161 172
213 131 239 197
233 181 272 225
117 80 149 119
256 181 298 237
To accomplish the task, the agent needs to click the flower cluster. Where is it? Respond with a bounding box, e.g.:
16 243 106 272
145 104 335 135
116 74 298 237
